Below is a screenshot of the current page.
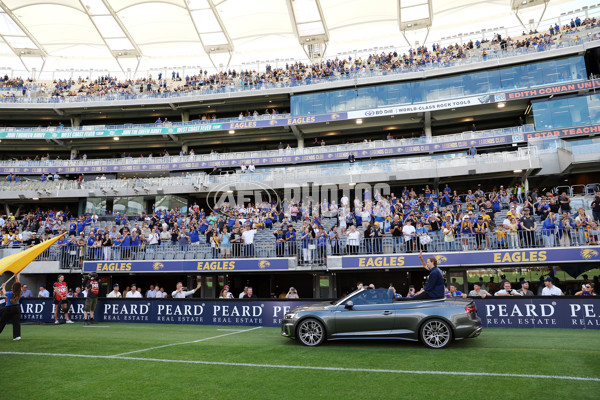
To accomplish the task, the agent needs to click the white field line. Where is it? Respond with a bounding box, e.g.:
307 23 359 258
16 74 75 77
0 351 598 382
83 326 111 328
110 326 262 357
217 329 246 332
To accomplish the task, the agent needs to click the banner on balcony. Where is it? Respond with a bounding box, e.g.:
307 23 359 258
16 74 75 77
82 258 291 273
338 247 600 269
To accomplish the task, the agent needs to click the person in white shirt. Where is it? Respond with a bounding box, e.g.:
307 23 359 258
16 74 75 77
240 163 247 173
107 284 122 298
172 282 201 298
494 280 522 296
248 163 255 173
541 277 563 296
146 285 156 298
345 225 361 255
242 225 257 257
402 220 416 252
155 287 167 298
125 284 142 298
38 285 50 298
239 286 248 299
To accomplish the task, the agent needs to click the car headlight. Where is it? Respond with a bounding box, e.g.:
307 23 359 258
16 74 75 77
284 313 297 320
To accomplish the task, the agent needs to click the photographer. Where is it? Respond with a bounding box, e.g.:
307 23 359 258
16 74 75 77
83 273 100 325
494 280 522 296
286 287 299 299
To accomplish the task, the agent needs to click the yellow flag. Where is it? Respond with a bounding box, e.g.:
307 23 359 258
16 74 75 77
0 233 66 276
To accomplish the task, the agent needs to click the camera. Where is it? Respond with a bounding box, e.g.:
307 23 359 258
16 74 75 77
81 272 98 285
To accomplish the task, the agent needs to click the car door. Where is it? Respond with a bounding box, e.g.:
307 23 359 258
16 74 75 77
333 289 395 338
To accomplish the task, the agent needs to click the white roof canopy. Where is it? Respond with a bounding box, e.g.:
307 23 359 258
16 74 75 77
0 0 593 78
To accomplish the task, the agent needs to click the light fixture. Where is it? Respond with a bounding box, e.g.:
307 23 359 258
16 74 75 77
229 130 235 134
497 102 506 108
513 169 523 173
227 190 233 194
356 119 363 125
113 137 119 141
349 182 356 186
32 197 39 201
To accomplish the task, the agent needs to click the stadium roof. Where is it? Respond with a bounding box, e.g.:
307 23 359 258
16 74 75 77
0 0 593 78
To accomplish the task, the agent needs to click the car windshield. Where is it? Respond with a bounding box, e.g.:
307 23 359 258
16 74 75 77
343 288 394 305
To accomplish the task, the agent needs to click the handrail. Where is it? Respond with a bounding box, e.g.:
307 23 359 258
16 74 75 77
0 124 534 169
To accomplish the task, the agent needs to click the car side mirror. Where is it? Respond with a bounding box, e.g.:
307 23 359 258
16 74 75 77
345 301 354 309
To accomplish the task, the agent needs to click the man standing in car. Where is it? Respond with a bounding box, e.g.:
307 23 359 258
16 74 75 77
412 251 444 299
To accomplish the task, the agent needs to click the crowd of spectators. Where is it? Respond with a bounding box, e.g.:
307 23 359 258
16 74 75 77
1 16 597 103
1 186 599 267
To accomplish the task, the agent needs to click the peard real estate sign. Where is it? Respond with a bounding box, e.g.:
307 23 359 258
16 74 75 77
18 297 600 329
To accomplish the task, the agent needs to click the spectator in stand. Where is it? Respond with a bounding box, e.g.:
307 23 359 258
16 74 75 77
125 284 142 298
20 284 33 298
494 280 522 296
517 280 534 296
242 286 257 299
446 283 467 298
575 283 596 296
38 285 50 298
171 282 201 298
591 194 600 223
541 212 557 248
468 282 490 298
542 277 563 296
286 287 299 299
107 284 121 298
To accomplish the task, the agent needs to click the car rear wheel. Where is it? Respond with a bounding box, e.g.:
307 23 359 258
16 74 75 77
297 318 325 346
420 319 453 349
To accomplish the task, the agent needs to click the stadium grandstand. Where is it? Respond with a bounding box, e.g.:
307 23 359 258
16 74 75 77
0 0 599 300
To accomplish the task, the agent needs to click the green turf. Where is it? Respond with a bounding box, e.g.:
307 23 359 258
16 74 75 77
0 323 598 399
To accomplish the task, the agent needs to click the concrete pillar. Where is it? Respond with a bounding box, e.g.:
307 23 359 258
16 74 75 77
181 111 190 122
524 178 529 196
297 137 304 148
424 111 432 138
71 117 82 127
70 148 78 159
182 144 188 153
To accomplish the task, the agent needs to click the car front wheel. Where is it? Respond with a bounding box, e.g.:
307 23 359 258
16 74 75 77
297 318 326 346
420 319 453 349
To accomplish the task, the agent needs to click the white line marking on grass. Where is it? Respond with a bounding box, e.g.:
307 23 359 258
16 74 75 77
110 326 262 357
83 326 111 328
1 351 598 382
217 329 245 332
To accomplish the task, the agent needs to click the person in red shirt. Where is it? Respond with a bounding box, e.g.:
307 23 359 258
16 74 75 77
53 274 74 324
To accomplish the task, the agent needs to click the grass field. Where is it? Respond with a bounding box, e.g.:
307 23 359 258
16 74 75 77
1 323 598 399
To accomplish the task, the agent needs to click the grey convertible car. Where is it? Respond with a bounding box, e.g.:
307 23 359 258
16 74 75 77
281 288 482 348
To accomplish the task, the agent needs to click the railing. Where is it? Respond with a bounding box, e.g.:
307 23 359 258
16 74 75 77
0 148 538 195
10 225 598 268
0 124 534 169
0 35 598 105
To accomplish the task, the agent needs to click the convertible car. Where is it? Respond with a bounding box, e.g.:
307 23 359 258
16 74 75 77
281 288 482 349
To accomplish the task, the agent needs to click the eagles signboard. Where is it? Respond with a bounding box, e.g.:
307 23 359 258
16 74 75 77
83 258 290 273
338 247 600 269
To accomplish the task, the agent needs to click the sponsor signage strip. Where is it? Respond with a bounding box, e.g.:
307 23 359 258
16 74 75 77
338 247 600 269
2 79 598 142
18 298 599 329
83 258 290 273
0 113 346 140
1 122 598 175
475 298 600 329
